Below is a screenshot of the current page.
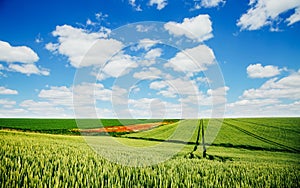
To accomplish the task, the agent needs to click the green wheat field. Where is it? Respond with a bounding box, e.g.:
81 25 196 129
0 118 299 187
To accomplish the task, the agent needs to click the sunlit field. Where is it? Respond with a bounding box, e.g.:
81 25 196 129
0 118 299 187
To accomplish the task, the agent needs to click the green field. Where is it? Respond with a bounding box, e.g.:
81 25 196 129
126 118 300 162
0 118 299 187
0 118 171 135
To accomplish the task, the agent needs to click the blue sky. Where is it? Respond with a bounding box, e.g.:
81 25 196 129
0 0 299 118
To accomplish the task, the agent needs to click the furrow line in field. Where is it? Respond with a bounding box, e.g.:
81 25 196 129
230 119 300 134
222 121 300 153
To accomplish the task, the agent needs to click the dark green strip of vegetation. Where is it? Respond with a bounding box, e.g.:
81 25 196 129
0 118 179 135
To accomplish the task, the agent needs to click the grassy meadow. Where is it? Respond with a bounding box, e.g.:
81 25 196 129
0 118 299 187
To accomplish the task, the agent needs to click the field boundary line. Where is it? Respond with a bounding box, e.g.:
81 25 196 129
222 121 300 153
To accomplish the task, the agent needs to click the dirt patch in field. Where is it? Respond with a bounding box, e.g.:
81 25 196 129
76 122 165 133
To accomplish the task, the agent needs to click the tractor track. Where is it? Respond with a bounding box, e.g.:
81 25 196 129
220 120 300 153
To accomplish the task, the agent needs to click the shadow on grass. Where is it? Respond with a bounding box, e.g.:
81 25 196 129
183 152 233 162
211 143 296 153
122 136 196 145
0 127 80 135
221 121 300 153
206 154 233 162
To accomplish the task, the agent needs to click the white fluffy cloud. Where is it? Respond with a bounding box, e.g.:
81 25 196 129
227 70 300 117
129 0 142 11
47 25 124 68
242 70 300 100
149 0 167 10
0 40 49 76
164 14 213 42
101 53 138 79
165 44 215 73
149 80 168 90
0 108 27 118
226 98 281 117
178 86 229 107
0 41 39 63
128 97 184 118
38 86 73 107
36 83 115 117
8 64 50 76
19 100 70 117
135 38 160 50
0 82 119 118
286 7 300 25
200 0 225 8
206 86 229 105
247 63 282 78
136 25 153 32
150 77 201 99
237 0 300 30
133 67 163 80
0 99 16 108
144 48 162 59
45 42 59 52
39 83 115 108
147 77 228 117
74 83 113 104
0 86 18 95
226 98 300 117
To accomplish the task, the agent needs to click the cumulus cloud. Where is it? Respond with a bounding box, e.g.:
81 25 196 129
8 64 50 76
287 7 300 25
127 97 187 118
164 14 213 42
0 41 39 63
39 83 115 107
242 70 300 100
75 83 113 104
165 44 215 73
179 86 228 108
149 0 168 10
136 25 153 32
36 83 115 117
100 53 138 79
226 98 281 117
247 63 282 78
149 80 168 90
227 69 300 117
0 40 49 76
147 76 228 117
0 108 27 118
149 77 201 99
0 99 16 108
200 0 225 8
144 48 162 60
45 42 59 52
95 12 108 21
135 38 160 51
38 86 73 107
46 25 124 68
19 100 70 117
237 0 300 30
133 67 163 80
0 86 18 95
226 98 300 117
129 0 142 11
206 86 229 105
0 82 118 118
